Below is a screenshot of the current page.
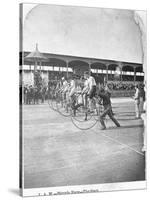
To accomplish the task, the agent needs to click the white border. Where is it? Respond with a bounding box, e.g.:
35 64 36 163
22 181 146 197
21 3 147 197
0 0 150 200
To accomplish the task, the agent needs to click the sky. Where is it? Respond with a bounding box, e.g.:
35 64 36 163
22 4 144 63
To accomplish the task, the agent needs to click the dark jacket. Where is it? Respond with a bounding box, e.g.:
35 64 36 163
97 90 111 106
139 88 145 101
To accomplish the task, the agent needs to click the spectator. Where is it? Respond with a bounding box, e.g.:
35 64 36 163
141 100 146 152
24 85 28 104
139 84 145 113
134 85 140 119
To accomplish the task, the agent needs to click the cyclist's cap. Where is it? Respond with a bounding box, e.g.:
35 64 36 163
76 74 81 78
72 74 79 79
84 71 90 75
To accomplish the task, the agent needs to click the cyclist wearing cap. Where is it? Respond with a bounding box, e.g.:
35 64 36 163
84 71 96 112
59 77 69 106
82 77 89 107
69 75 76 98
61 77 68 92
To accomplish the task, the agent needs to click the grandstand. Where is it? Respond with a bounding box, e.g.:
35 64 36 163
20 46 144 97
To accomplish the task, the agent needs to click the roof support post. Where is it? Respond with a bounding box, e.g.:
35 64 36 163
34 60 38 72
66 61 69 79
40 61 42 73
119 63 123 82
88 61 91 74
134 66 136 83
106 63 109 83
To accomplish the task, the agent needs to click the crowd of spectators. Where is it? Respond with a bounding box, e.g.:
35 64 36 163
21 85 48 105
107 81 135 91
48 72 143 92
20 71 144 105
47 73 143 93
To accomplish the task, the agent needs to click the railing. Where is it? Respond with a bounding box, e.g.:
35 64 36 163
110 90 135 98
107 80 142 84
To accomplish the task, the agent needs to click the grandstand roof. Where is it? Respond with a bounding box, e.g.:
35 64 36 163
21 51 142 71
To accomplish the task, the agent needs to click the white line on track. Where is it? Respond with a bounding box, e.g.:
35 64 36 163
92 130 144 156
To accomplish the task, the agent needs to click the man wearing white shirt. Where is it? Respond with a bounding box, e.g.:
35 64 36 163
69 78 76 97
61 77 68 92
134 84 140 119
82 78 89 94
82 77 89 107
84 71 96 112
141 101 146 152
60 77 69 105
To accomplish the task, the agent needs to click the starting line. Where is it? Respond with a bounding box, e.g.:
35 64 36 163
92 130 144 156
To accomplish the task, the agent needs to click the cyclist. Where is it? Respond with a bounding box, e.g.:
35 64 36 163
84 71 97 113
59 77 69 107
82 76 89 107
68 75 76 98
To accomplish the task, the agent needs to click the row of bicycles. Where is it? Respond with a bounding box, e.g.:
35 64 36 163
48 89 106 130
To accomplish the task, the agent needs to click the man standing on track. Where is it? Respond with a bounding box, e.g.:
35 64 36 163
97 86 120 130
134 84 140 119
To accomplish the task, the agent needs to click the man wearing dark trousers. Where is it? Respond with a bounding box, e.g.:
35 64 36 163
97 87 120 130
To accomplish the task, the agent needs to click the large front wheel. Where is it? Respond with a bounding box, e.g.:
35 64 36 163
71 104 97 130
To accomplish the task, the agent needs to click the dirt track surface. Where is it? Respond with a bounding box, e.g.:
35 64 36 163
22 98 145 188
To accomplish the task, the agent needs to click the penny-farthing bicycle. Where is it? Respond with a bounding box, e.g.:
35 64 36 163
70 92 102 130
56 90 72 117
48 85 106 130
48 90 58 111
